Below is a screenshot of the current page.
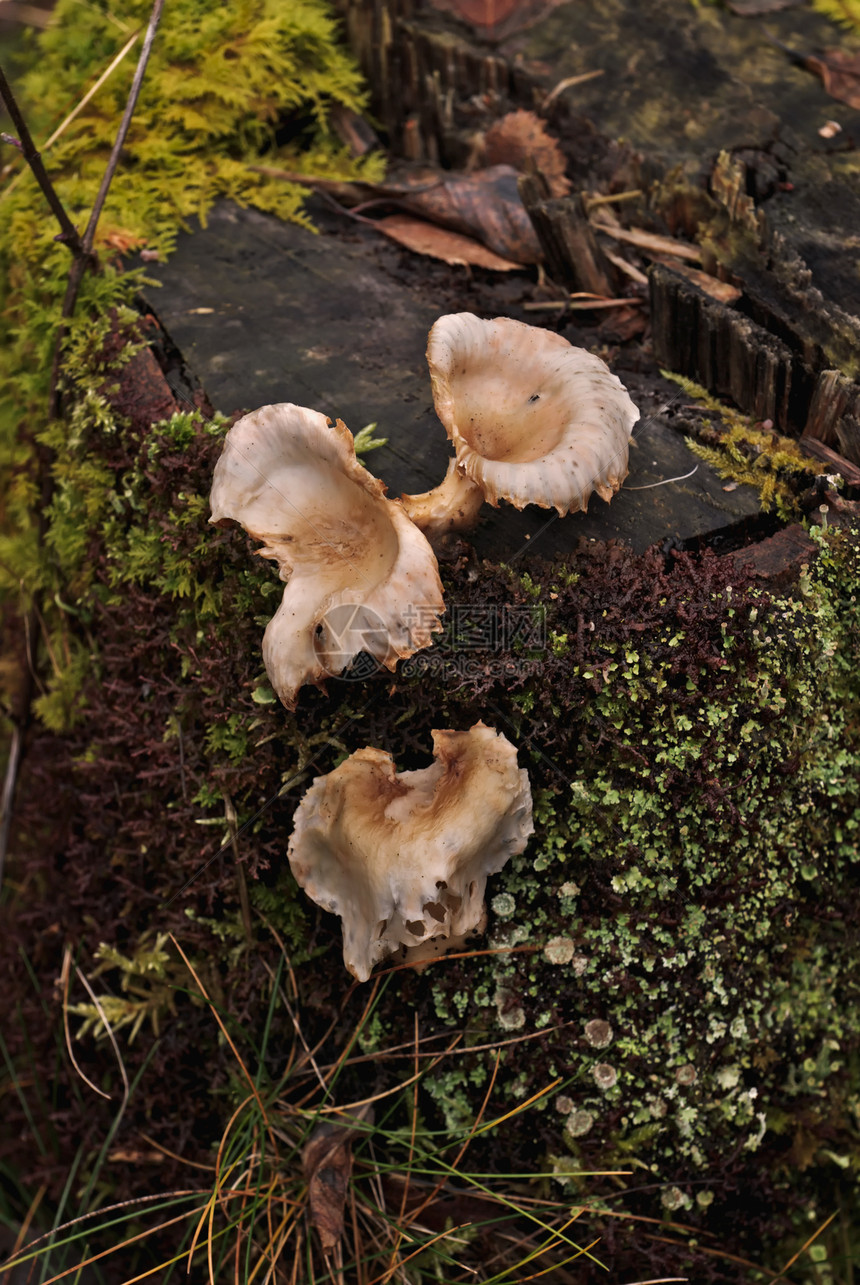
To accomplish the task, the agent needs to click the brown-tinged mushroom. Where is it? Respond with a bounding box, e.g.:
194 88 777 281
209 403 444 709
287 722 534 982
401 312 640 540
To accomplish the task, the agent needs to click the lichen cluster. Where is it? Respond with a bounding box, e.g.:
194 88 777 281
417 532 860 1228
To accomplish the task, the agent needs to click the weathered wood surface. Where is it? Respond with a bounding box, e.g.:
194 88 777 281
145 199 763 561
337 0 860 465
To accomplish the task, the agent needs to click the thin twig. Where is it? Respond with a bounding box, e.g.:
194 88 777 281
1 30 141 202
223 791 253 943
0 721 23 888
50 0 165 416
82 0 164 257
0 61 83 251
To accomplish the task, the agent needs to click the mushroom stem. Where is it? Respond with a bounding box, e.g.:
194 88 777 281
401 458 486 542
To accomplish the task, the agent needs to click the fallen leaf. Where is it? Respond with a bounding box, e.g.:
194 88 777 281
805 48 860 111
597 303 648 343
98 226 147 253
425 0 566 38
251 163 541 265
375 214 523 270
303 1112 370 1253
482 110 571 196
386 165 541 264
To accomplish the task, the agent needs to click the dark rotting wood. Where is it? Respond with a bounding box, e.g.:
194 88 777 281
798 436 860 495
518 178 614 295
650 263 860 466
337 0 860 481
732 523 819 585
804 369 860 467
649 263 796 429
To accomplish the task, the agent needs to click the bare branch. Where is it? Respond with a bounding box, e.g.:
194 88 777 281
0 61 83 254
81 0 165 258
49 0 166 416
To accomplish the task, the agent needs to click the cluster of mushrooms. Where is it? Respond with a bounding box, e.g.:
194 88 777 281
210 313 640 982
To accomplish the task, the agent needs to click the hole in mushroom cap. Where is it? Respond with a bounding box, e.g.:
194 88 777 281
436 880 447 890
376 919 388 937
423 901 447 923
405 920 427 938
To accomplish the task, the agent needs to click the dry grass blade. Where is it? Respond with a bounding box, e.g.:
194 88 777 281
472 1075 562 1137
8 1181 47 1259
386 1047 502 1254
376 1015 421 1283
33 1202 210 1285
542 68 604 109
139 1131 217 1172
170 934 272 1128
618 1278 690 1284
770 1209 839 1280
644 1232 781 1277
315 1038 461 1115
592 223 702 262
43 30 140 152
61 945 129 1110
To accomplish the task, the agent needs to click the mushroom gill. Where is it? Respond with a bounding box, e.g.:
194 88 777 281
287 722 534 982
209 403 445 709
402 312 640 539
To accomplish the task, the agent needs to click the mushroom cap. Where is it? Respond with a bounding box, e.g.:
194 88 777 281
288 722 534 982
210 403 444 709
426 313 640 514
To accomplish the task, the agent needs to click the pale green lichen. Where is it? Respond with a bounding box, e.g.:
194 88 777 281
543 936 575 965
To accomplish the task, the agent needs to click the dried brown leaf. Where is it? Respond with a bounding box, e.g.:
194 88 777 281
596 304 648 343
425 0 565 39
303 1112 369 1252
482 110 571 197
388 165 542 264
251 162 541 265
375 214 523 271
806 48 860 111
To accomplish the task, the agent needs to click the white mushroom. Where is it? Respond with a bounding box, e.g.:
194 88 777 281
210 403 445 709
287 722 534 982
402 313 640 540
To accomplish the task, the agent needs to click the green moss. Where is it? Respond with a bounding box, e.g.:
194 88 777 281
811 0 860 32
0 0 380 731
416 528 860 1234
661 370 826 519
